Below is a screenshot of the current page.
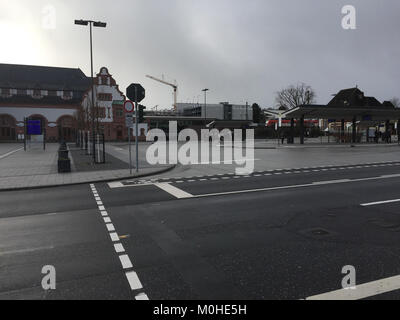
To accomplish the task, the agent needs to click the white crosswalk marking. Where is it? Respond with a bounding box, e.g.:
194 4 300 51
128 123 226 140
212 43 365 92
154 183 194 199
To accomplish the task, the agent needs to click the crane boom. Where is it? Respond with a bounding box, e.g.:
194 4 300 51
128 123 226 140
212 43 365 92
146 75 178 110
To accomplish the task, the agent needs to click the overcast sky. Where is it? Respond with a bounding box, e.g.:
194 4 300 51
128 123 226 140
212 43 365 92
1 0 399 109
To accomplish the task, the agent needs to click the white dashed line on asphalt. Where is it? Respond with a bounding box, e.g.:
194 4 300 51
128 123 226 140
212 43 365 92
90 184 149 300
114 243 125 253
110 232 120 242
135 293 149 300
126 271 143 291
119 254 134 269
107 161 400 189
106 224 116 232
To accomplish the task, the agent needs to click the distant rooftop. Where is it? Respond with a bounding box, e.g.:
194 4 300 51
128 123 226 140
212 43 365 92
0 63 90 91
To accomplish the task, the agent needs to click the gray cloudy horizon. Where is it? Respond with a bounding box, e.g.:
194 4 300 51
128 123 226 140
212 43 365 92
1 0 399 109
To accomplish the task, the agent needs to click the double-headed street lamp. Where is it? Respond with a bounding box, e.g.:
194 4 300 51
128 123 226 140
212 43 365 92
74 19 107 163
202 88 209 123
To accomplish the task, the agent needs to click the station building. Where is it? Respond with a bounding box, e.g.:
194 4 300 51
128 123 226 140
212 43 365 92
0 63 89 142
0 64 128 142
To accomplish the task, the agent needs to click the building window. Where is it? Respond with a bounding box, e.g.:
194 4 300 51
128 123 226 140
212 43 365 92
115 107 124 118
48 90 57 97
17 89 26 95
101 77 108 85
33 89 42 98
1 88 11 97
96 107 106 119
62 91 73 100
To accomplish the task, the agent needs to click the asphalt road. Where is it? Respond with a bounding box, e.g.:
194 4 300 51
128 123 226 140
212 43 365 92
1 161 400 300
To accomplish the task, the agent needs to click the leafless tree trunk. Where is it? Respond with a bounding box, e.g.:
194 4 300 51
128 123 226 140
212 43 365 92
275 83 316 110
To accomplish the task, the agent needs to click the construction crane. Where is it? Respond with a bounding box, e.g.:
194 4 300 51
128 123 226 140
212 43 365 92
146 75 178 110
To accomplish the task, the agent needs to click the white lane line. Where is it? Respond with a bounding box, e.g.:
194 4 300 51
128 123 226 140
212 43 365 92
306 275 400 300
0 147 24 160
313 179 351 185
135 293 149 300
110 232 120 242
106 224 116 232
119 254 133 269
90 184 149 299
126 271 143 290
195 175 400 199
361 198 400 207
114 243 125 253
154 183 194 199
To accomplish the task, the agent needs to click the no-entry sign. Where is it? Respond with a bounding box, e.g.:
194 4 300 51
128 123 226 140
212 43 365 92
124 100 135 113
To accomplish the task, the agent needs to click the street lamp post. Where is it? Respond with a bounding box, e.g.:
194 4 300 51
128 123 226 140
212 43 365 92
202 88 209 124
74 19 107 164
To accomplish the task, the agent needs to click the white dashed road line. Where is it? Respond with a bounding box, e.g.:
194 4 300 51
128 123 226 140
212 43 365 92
107 161 400 189
89 184 148 300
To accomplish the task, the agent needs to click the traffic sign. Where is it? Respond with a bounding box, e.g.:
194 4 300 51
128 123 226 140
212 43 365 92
126 114 134 127
124 100 135 113
126 83 145 103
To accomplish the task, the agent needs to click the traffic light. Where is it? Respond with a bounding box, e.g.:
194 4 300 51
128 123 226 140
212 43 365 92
138 105 146 123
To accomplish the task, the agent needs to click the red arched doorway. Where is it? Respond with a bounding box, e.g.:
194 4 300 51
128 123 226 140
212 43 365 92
0 114 16 141
57 115 76 142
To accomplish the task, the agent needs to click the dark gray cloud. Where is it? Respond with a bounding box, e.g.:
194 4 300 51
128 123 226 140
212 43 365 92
1 0 399 108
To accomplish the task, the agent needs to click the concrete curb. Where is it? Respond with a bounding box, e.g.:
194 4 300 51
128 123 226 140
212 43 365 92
0 165 176 192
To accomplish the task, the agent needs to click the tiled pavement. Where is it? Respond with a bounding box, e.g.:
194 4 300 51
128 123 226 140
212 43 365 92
0 143 173 191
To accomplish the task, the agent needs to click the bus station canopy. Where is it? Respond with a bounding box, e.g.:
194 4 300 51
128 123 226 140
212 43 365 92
280 87 400 122
283 105 400 121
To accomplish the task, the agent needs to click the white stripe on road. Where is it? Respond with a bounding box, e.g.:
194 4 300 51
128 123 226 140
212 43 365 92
361 198 400 207
313 179 351 185
106 224 115 232
126 271 143 290
135 293 149 300
195 175 400 199
154 183 194 199
114 243 125 253
119 254 133 269
90 184 148 299
108 182 124 188
306 275 400 300
110 233 120 242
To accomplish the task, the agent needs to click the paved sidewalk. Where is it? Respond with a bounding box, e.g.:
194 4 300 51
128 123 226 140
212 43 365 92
0 143 174 191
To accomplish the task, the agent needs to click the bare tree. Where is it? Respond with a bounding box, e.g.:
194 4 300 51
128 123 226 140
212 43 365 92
275 83 316 110
391 97 400 108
